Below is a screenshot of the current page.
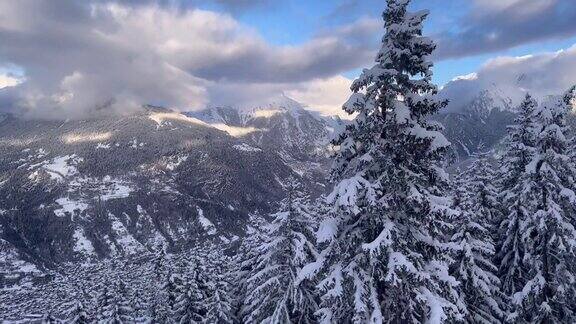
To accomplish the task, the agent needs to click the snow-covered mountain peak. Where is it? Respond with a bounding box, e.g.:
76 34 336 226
201 94 309 122
441 79 519 117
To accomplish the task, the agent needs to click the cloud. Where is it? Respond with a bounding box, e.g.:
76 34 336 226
435 0 576 59
441 44 576 112
286 75 353 118
324 0 362 23
0 0 374 119
211 0 272 12
0 74 20 89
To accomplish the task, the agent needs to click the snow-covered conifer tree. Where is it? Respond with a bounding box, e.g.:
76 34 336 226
241 180 319 323
497 94 539 301
499 94 539 191
65 299 90 324
451 156 504 323
506 91 576 322
205 254 236 323
41 311 58 324
96 279 134 323
461 155 503 231
149 248 171 322
234 212 269 321
174 259 209 323
308 0 465 322
162 261 186 319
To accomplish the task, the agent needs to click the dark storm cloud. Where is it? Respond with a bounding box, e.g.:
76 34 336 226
435 0 576 59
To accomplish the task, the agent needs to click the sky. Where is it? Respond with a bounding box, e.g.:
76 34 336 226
1 0 576 119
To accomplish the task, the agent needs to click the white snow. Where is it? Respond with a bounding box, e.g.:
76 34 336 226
165 155 188 171
130 139 145 148
110 213 144 255
54 197 89 218
362 222 394 254
100 179 133 201
96 143 111 149
317 217 339 243
211 123 262 137
42 155 83 180
149 111 261 137
252 109 283 118
196 207 217 235
67 176 133 201
219 235 231 243
560 187 576 204
62 132 112 144
327 175 376 215
73 228 95 256
233 143 262 152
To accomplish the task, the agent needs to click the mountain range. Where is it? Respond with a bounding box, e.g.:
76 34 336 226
0 87 535 288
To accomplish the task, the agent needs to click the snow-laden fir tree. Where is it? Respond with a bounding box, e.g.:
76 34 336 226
150 248 171 322
204 253 236 323
162 260 186 319
497 94 539 300
506 90 576 322
461 154 503 233
234 212 269 321
241 179 319 323
499 94 539 192
451 155 504 323
302 1 464 322
65 299 90 324
96 279 134 323
41 311 58 324
174 258 209 323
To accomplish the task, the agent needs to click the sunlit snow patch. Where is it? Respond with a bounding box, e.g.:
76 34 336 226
54 197 89 218
100 176 133 201
196 207 217 235
67 176 134 201
63 132 113 144
165 155 188 171
42 155 83 180
149 112 262 137
233 143 262 152
73 228 95 256
252 109 283 118
110 213 144 255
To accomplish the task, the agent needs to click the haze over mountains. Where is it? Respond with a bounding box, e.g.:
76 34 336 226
0 76 551 283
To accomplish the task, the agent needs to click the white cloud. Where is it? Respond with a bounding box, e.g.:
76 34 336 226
0 74 20 89
441 44 576 112
286 75 353 118
0 0 375 119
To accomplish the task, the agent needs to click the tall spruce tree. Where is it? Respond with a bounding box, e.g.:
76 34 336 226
174 258 209 323
506 92 576 322
497 94 539 302
309 0 464 322
96 279 134 323
65 299 90 324
241 180 319 323
499 94 539 191
451 155 504 323
205 253 236 324
150 248 171 322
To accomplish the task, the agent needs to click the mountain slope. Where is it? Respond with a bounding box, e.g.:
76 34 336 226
0 108 309 274
435 85 518 160
189 95 341 188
